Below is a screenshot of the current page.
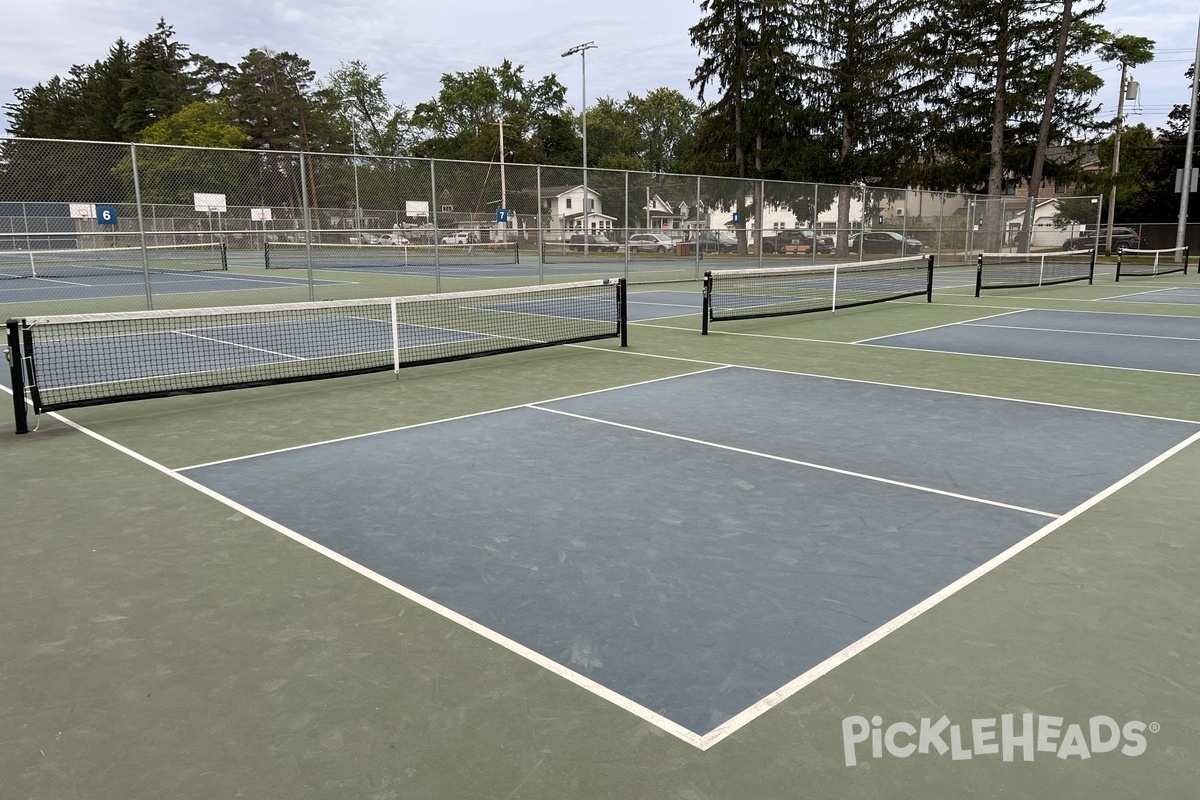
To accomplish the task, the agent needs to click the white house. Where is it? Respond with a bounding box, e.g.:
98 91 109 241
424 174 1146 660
542 185 616 237
1003 199 1089 248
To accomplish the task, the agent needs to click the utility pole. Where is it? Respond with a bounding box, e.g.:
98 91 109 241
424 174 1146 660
1176 14 1200 258
562 42 597 254
1105 61 1129 256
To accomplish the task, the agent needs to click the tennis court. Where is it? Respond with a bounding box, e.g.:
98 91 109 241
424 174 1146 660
3 260 1199 798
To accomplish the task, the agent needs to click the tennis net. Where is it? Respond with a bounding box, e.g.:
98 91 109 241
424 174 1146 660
0 243 228 280
701 255 933 334
1115 247 1190 281
974 250 1095 295
265 240 520 270
6 278 627 434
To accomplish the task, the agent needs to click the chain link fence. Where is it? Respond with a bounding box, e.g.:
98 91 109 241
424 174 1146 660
0 136 1104 313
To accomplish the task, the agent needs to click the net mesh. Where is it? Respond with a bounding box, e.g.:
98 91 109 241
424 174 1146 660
14 279 624 412
265 240 520 270
0 243 227 280
704 256 931 325
974 250 1094 294
1116 247 1190 280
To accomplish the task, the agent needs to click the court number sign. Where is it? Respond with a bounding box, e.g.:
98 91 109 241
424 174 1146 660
96 205 118 225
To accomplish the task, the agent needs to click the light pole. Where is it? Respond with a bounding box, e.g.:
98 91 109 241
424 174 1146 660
348 107 363 243
1176 13 1200 259
1105 61 1130 256
562 41 596 252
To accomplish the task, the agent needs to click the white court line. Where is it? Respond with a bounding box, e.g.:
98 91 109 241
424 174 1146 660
962 321 1200 343
629 300 700 309
529 405 1058 519
1100 288 1197 302
16 409 708 750
860 340 1200 379
696 428 1200 748
173 330 309 360
175 366 732 470
850 308 1029 344
964 306 1200 320
572 339 1200 425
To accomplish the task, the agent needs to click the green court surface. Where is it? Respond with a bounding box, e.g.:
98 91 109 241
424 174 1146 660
3 268 1199 798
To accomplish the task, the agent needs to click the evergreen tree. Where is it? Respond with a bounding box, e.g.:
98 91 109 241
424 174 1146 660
791 0 934 252
689 0 804 250
117 19 201 136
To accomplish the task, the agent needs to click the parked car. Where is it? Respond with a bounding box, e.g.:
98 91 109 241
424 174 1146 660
378 234 410 246
761 229 834 255
567 234 620 252
1062 227 1141 253
698 232 738 253
626 233 677 253
348 233 380 245
441 231 472 245
848 230 923 254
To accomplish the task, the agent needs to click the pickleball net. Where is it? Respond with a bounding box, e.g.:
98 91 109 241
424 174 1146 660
6 278 627 434
0 242 228 280
264 240 520 270
1115 247 1190 281
701 255 934 334
974 250 1095 296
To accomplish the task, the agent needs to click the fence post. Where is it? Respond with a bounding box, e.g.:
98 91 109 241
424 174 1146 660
298 150 315 302
430 160 441 293
535 165 544 284
130 144 153 310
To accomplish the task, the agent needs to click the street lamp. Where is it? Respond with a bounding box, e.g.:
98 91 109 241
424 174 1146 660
562 41 597 251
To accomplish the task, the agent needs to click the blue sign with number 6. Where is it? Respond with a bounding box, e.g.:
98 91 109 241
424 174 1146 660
96 205 118 225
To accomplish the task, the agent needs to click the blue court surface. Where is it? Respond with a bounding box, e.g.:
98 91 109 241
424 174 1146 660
862 309 1200 375
627 289 701 320
1105 286 1200 306
179 367 1199 740
0 269 334 303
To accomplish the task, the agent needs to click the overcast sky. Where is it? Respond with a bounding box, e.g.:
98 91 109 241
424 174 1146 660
1 1 1195 140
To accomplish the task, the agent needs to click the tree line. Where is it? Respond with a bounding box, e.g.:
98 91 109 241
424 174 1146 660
2 11 1195 225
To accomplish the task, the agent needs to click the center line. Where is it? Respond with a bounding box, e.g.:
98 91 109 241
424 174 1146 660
529 405 1059 519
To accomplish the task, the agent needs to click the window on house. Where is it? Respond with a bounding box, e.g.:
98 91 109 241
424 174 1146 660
1002 180 1017 196
440 204 453 213
1054 181 1066 193
565 198 572 209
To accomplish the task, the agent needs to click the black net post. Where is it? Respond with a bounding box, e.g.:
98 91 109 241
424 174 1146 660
1088 248 1096 284
974 254 984 298
263 240 271 270
701 271 713 335
926 254 935 302
617 278 628 347
6 320 28 434
1116 251 1124 282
